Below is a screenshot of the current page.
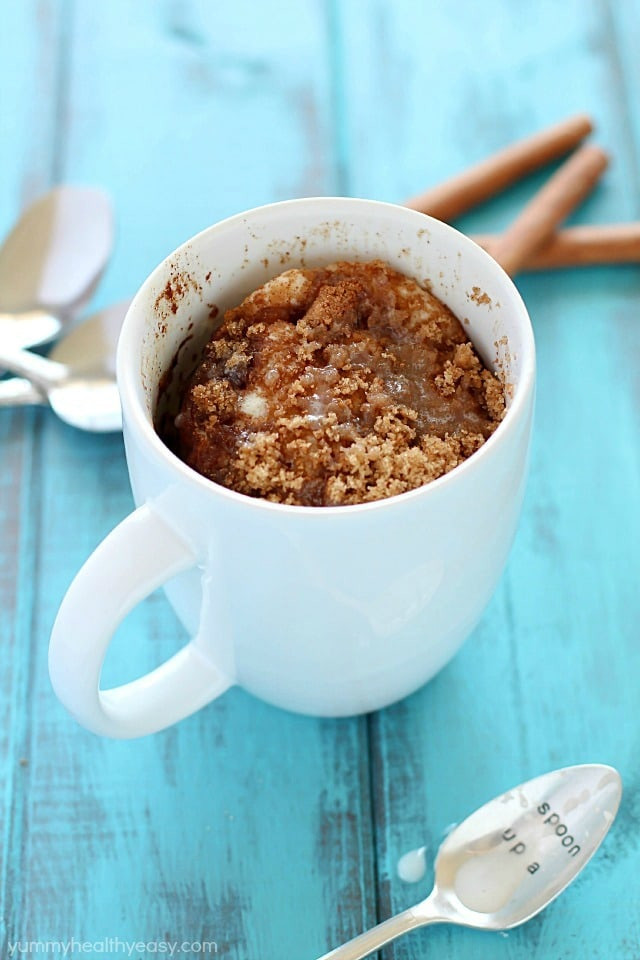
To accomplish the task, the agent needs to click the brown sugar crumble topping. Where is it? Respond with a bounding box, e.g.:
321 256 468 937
168 260 505 506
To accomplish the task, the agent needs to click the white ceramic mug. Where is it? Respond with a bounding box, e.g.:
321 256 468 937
49 198 535 738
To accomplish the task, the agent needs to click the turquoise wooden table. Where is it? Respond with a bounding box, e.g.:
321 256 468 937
1 2 639 957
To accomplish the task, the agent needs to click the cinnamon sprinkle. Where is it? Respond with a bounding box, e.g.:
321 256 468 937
166 261 505 506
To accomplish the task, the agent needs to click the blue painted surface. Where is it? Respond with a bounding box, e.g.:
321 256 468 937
0 1 638 957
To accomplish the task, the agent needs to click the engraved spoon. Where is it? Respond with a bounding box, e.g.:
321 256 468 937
316 763 621 959
0 185 114 349
0 300 129 432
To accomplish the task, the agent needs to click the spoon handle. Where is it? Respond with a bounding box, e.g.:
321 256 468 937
0 343 68 393
315 908 424 960
0 377 46 407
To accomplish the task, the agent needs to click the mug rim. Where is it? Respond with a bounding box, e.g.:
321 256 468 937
118 196 536 517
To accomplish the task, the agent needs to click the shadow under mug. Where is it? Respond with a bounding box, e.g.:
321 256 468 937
49 198 535 738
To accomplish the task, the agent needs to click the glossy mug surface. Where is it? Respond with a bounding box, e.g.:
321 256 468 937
49 198 535 738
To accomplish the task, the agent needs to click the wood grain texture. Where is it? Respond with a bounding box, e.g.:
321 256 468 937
1 2 374 957
0 0 67 946
337 0 640 956
1 0 639 957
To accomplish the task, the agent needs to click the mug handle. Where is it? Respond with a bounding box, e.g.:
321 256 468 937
49 502 232 738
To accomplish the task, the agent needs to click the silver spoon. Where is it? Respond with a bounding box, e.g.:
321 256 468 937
0 300 129 432
0 185 114 349
316 763 621 959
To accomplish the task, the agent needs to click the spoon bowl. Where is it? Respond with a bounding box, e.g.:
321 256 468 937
0 185 114 348
0 300 128 432
47 371 122 433
317 764 622 959
421 763 620 930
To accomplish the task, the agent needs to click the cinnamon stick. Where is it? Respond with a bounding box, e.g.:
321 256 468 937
488 144 609 275
404 113 593 221
473 223 640 271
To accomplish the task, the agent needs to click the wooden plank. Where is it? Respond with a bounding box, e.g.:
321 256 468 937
337 0 640 956
0 0 66 946
3 1 638 956
606 0 640 200
3 2 376 956
58 0 338 312
0 409 38 946
0 1 66 219
337 0 633 233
